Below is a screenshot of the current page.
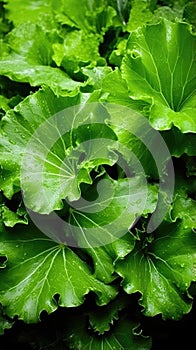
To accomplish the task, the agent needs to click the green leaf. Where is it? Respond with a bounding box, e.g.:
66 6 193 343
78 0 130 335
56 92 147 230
87 293 131 334
0 23 83 94
4 0 56 30
66 174 158 280
52 30 105 77
116 220 196 320
0 190 28 227
0 204 28 227
54 0 116 34
82 66 112 90
122 19 196 133
1 89 117 214
126 0 154 32
69 175 157 247
153 4 184 23
0 308 13 335
51 0 117 76
0 88 81 200
0 223 117 322
0 95 9 114
169 175 196 229
100 68 149 112
162 127 196 157
109 38 127 67
84 231 136 284
171 194 196 229
64 309 152 350
183 1 196 32
185 156 196 176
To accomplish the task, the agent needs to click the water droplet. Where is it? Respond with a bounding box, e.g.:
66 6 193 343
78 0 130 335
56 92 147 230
10 140 16 145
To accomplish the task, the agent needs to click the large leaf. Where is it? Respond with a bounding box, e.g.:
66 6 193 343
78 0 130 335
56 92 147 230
122 19 196 133
1 91 119 214
0 222 117 323
0 88 81 200
116 220 196 320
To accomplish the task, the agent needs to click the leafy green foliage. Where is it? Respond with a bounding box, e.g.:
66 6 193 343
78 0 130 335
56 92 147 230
0 0 195 349
122 19 196 132
116 220 196 319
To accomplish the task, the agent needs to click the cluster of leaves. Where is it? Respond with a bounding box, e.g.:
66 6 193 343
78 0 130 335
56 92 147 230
0 0 195 349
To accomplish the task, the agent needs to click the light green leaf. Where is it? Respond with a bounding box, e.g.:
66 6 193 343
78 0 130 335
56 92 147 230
1 89 118 215
0 88 81 200
126 0 154 32
109 38 127 67
0 95 9 114
4 0 55 29
54 0 116 34
0 190 28 228
122 19 196 133
0 23 83 94
0 223 117 322
82 66 112 90
100 68 149 112
116 220 196 320
153 4 184 23
52 30 105 77
0 205 28 227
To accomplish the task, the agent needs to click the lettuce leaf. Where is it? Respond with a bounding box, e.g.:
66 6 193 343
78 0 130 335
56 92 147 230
0 222 117 322
64 307 152 350
0 23 83 94
116 220 196 319
122 19 196 133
